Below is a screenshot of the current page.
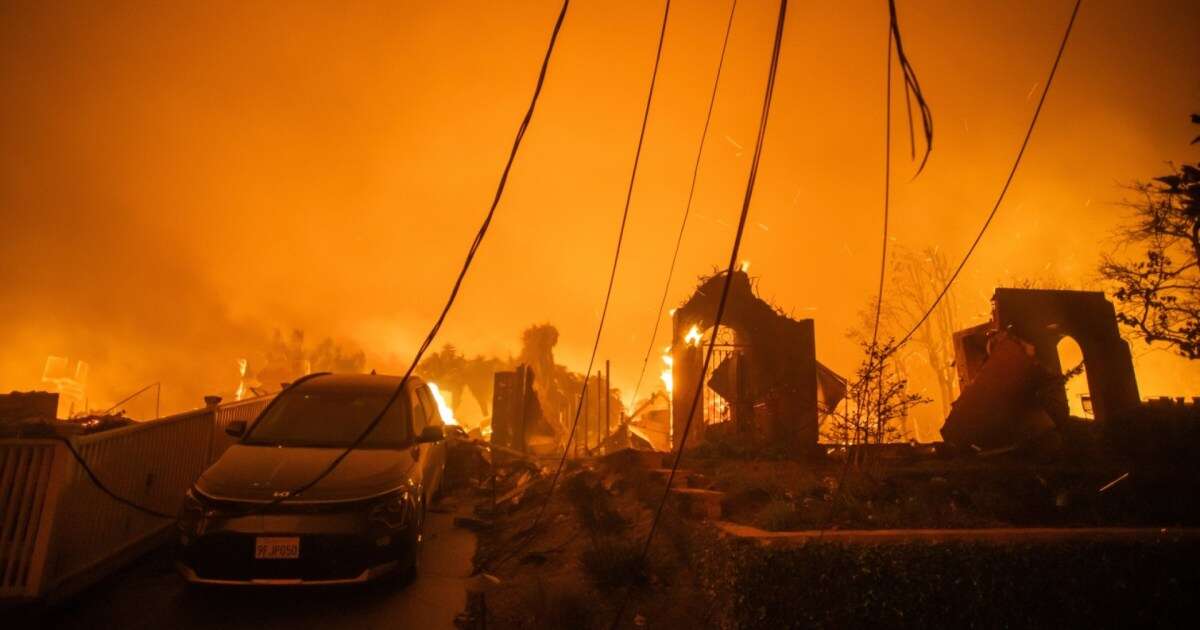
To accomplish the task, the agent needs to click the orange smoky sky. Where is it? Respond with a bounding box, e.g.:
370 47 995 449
1 0 1198 423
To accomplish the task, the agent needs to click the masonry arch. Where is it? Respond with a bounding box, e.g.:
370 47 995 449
1055 335 1092 418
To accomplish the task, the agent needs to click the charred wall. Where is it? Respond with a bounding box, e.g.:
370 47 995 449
670 271 832 454
944 288 1141 450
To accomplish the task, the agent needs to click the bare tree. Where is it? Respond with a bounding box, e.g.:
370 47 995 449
1099 115 1200 358
849 245 961 417
827 339 929 450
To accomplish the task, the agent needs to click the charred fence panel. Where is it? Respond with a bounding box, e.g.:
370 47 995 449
0 441 57 598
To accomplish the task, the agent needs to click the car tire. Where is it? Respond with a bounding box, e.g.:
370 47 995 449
408 500 428 579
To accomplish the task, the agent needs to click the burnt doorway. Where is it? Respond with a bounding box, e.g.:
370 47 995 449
696 325 753 431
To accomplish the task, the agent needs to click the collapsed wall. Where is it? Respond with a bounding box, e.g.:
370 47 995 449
671 270 844 454
944 288 1140 450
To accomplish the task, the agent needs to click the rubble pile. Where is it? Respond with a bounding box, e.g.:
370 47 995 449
0 390 59 437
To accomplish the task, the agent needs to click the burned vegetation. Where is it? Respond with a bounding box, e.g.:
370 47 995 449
435 271 1200 629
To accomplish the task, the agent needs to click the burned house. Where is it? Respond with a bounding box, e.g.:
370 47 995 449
943 288 1141 450
670 270 845 454
491 364 563 455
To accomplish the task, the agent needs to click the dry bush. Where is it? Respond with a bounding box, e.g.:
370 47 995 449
756 499 803 531
581 539 647 589
523 579 596 630
563 470 627 539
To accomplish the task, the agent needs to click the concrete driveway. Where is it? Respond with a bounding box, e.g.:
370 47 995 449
21 498 477 630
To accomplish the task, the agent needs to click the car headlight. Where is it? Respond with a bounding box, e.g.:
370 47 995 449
368 489 415 530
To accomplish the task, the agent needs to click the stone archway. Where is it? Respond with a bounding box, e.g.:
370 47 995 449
1056 335 1091 418
990 288 1140 423
950 288 1140 427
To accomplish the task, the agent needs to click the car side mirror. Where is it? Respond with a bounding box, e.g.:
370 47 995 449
417 425 444 444
225 420 247 438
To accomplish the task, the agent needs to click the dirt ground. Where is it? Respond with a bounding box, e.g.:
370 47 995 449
467 453 711 629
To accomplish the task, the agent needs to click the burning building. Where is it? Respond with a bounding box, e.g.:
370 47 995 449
669 270 845 455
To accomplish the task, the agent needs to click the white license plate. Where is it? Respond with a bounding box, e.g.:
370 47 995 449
255 536 300 559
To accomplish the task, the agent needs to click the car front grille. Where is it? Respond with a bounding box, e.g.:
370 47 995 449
202 496 374 515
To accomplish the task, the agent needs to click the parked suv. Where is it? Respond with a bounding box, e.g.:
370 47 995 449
176 373 447 585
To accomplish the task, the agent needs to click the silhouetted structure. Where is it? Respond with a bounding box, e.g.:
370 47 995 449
491 365 545 453
945 288 1141 449
671 271 844 454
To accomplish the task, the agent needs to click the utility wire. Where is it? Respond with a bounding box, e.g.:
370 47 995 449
48 435 177 519
890 0 1082 354
264 0 574 513
487 0 675 571
824 0 905 534
627 0 739 409
889 0 933 176
54 0 573 520
611 1 789 626
868 17 894 356
823 0 1082 534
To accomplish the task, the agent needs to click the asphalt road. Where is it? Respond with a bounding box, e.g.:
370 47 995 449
19 498 477 630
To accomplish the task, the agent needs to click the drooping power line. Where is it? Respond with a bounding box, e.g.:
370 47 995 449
610 1 790 627
891 0 1083 354
628 0 740 409
61 0 575 522
489 0 676 569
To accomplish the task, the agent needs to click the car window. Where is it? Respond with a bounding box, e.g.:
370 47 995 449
244 390 411 448
411 389 428 433
417 387 443 426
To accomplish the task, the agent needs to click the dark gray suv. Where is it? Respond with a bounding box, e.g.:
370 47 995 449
176 373 447 585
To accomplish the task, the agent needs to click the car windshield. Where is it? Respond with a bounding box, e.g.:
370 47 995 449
244 389 410 448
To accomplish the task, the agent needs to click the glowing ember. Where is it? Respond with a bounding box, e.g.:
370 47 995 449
684 325 703 346
427 382 458 425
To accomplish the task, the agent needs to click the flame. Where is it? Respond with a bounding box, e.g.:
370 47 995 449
712 396 729 421
235 358 248 401
426 382 458 426
684 325 703 346
660 352 673 394
740 260 750 272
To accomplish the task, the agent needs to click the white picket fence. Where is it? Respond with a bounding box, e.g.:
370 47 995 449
0 395 273 601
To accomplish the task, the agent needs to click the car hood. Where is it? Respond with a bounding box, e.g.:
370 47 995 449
196 444 417 502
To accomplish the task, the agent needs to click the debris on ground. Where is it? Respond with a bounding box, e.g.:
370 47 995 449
1 390 135 436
